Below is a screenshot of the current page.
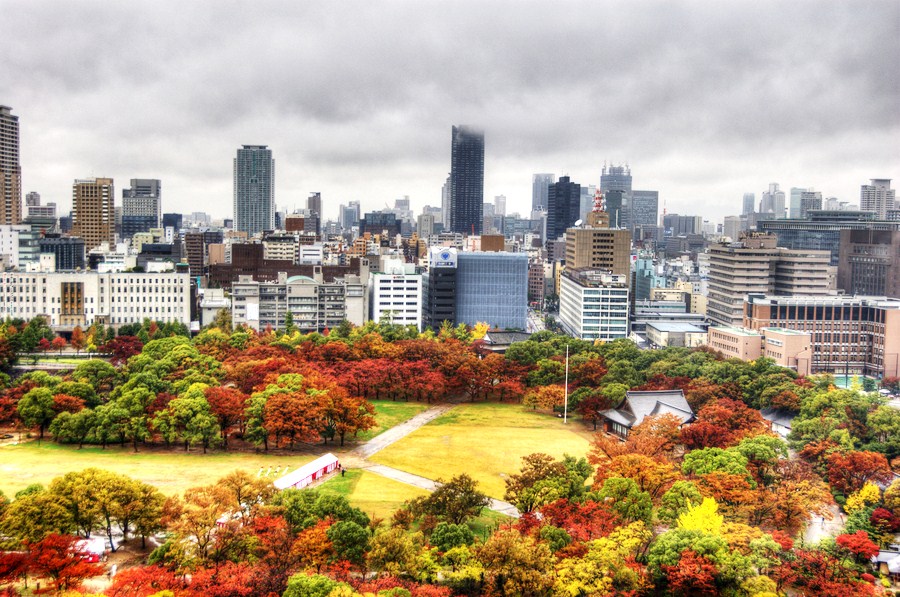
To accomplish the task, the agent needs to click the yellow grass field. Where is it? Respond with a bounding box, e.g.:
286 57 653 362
370 402 594 499
0 442 315 497
319 469 430 520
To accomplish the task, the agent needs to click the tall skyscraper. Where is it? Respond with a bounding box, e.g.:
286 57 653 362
742 193 756 216
531 173 555 211
799 190 823 218
340 201 360 230
233 145 275 236
0 106 22 225
600 164 632 193
122 178 161 238
449 126 484 235
72 178 115 251
860 179 895 219
630 190 659 228
546 176 582 241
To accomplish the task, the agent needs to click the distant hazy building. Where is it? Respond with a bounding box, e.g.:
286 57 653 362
742 193 755 216
546 176 582 242
449 126 484 235
494 194 506 217
860 179 895 220
233 145 275 235
72 178 115 252
760 183 786 218
340 201 360 230
630 190 659 229
600 164 632 193
799 190 823 219
532 173 555 211
0 106 21 225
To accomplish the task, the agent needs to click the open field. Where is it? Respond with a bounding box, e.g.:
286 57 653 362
356 400 432 441
370 402 594 499
0 441 315 497
319 469 430 520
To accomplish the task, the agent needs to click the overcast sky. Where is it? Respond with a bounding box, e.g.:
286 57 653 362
3 0 898 225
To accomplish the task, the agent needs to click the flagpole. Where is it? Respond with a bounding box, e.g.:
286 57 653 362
563 344 569 424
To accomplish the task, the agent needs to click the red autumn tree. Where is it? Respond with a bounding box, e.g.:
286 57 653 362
69 326 86 354
836 531 880 562
293 519 334 573
27 534 103 593
51 336 67 355
826 450 892 494
661 550 719 596
538 498 620 542
570 357 608 388
681 398 769 449
0 550 29 588
189 561 257 597
205 386 248 447
52 394 85 414
99 335 144 365
106 564 185 597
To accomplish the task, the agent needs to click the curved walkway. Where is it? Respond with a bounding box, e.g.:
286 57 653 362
349 403 521 518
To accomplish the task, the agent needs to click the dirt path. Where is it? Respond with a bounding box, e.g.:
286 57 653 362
353 403 456 459
802 503 845 545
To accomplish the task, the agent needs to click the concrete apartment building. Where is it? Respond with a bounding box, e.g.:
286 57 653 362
0 270 191 330
231 269 368 332
706 232 834 327
0 106 21 226
742 294 900 378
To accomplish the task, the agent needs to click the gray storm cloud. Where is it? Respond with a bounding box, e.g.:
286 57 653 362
2 0 897 222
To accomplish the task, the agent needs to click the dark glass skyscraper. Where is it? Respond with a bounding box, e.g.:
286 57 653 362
234 145 275 236
449 126 484 235
546 176 582 241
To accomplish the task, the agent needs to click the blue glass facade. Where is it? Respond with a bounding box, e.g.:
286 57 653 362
456 252 528 330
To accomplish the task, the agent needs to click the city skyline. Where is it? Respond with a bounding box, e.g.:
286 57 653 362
0 1 897 224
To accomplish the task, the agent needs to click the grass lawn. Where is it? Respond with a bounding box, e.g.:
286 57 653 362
370 402 594 499
355 400 432 442
319 469 429 521
0 441 314 497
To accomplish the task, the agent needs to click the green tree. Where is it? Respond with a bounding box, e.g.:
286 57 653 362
682 447 751 478
595 477 653 524
49 408 97 448
430 522 475 552
408 474 490 525
0 490 75 543
658 481 703 525
17 387 57 439
326 520 370 566
283 573 349 597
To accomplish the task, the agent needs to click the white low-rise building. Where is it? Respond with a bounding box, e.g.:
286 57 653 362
0 270 191 330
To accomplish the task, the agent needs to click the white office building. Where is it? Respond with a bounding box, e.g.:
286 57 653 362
559 269 630 341
0 270 191 330
369 258 423 330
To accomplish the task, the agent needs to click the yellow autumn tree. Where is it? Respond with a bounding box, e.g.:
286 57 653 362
845 482 881 514
677 497 724 535
471 322 490 340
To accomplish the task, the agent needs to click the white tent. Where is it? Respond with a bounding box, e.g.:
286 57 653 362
274 453 340 490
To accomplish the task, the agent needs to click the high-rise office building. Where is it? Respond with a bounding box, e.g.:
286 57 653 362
122 178 161 238
0 106 22 225
532 173 555 211
600 164 632 193
545 176 582 242
860 179 895 220
340 201 360 230
630 190 659 228
233 145 275 236
308 192 322 217
449 126 484 235
760 183 786 218
742 193 755 216
837 229 900 297
564 212 631 276
72 178 115 251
